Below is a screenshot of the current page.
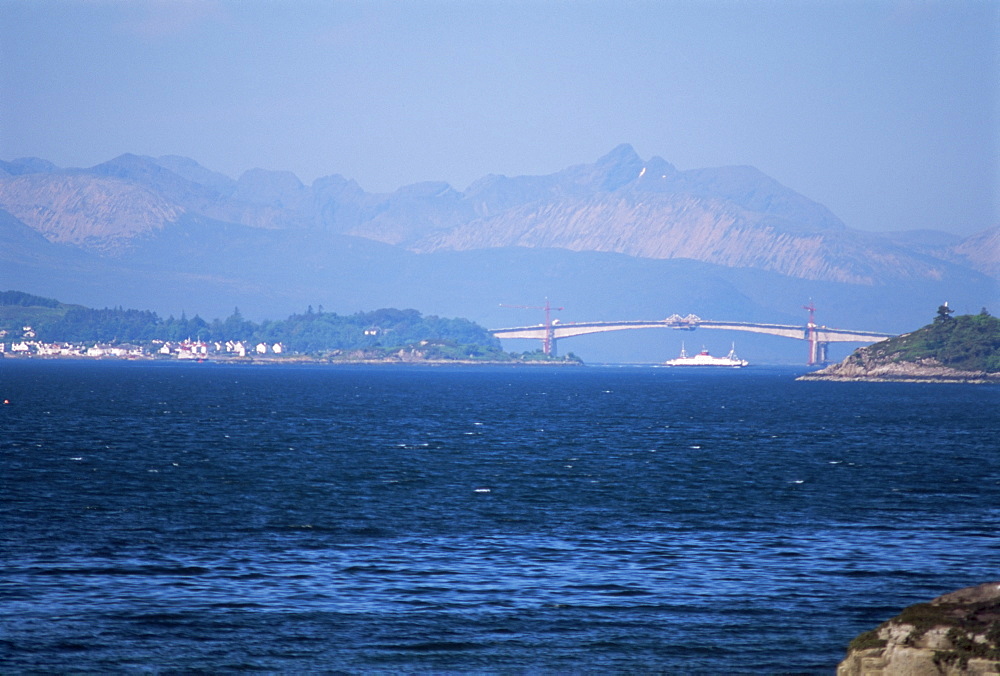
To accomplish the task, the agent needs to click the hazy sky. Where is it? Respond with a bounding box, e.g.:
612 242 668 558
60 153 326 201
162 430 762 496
1 0 997 236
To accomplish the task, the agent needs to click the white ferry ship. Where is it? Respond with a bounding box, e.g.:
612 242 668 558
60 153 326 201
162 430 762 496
663 343 749 367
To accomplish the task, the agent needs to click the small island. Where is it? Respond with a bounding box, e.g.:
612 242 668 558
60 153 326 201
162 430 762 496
799 305 1000 384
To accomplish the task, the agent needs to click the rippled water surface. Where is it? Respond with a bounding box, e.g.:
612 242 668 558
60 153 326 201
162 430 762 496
2 361 998 673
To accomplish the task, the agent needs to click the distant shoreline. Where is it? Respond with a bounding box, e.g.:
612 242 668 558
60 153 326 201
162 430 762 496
0 353 583 367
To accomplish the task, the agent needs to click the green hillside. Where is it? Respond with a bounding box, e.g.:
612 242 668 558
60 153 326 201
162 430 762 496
0 291 74 328
0 290 514 358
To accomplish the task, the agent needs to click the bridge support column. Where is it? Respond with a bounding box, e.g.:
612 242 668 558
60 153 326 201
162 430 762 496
808 339 830 365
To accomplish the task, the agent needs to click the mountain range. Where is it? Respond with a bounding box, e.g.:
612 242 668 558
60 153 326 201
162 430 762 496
1 145 996 363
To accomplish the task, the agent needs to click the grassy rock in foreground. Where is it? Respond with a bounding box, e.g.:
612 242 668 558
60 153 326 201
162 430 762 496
838 582 1000 676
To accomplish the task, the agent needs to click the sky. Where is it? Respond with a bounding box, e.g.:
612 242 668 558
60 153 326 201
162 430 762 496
1 0 997 236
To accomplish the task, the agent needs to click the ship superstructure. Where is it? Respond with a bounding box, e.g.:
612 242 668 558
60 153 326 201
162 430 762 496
663 343 748 367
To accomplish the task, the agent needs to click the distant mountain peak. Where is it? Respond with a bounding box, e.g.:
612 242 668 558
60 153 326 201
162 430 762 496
90 153 176 182
642 156 678 178
594 144 646 192
154 155 236 195
0 157 59 176
596 143 642 167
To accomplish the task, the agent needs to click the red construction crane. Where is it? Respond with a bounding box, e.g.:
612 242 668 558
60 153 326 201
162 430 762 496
500 299 564 355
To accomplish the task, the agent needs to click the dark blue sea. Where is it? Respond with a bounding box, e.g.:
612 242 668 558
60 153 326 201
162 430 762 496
2 360 998 674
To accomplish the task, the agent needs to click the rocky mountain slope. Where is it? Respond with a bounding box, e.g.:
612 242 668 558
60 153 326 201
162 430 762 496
950 228 1000 279
1 146 994 285
0 173 181 253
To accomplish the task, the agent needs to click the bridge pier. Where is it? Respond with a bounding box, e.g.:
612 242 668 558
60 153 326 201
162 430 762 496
809 340 829 366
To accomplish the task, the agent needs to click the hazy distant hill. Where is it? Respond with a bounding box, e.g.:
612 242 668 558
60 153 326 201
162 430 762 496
949 227 1000 279
2 145 993 283
402 146 989 285
0 146 995 363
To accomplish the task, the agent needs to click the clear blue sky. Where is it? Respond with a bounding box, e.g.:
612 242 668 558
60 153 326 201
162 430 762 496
1 0 996 236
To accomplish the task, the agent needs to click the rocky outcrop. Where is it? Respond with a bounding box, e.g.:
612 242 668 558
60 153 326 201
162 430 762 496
838 582 1000 675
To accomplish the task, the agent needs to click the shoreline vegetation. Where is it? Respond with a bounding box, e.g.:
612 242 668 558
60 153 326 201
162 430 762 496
799 306 1000 384
0 290 582 365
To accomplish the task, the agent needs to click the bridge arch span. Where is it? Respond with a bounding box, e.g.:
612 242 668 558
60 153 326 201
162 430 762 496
490 317 894 365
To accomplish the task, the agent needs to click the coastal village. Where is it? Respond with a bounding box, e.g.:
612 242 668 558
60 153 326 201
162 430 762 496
0 326 284 360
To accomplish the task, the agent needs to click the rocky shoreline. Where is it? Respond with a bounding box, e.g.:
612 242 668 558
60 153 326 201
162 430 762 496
0 352 583 366
838 582 1000 675
798 358 999 384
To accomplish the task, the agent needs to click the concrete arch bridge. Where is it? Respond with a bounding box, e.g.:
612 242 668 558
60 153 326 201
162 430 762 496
491 312 895 365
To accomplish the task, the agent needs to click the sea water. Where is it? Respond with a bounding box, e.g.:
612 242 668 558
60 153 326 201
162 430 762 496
2 360 998 673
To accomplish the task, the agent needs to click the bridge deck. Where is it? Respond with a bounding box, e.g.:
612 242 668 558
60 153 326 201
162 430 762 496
492 319 894 343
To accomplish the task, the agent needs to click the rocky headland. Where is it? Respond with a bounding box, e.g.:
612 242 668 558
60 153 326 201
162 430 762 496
838 582 1000 675
799 308 1000 384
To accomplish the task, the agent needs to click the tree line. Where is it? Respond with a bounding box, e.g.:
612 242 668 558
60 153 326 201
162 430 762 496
1 292 504 355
